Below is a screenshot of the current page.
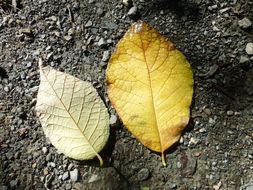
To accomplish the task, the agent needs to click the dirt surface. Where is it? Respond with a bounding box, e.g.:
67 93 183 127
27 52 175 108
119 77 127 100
0 0 253 189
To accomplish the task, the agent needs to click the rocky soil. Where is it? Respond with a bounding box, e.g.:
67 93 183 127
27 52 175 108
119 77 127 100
0 0 253 189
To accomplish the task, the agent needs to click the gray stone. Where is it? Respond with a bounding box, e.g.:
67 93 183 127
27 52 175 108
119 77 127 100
240 183 253 190
49 16 57 21
227 110 234 116
97 8 104 16
0 185 8 190
70 168 79 182
67 163 74 170
46 153 52 161
0 113 5 121
14 152 21 159
30 86 39 93
208 118 216 125
104 21 117 29
98 38 106 47
4 86 9 92
246 43 253 55
63 35 72 41
9 180 18 188
102 50 110 62
85 20 93 28
109 114 118 126
48 162 56 167
188 137 199 146
169 184 177 189
238 18 252 29
88 174 99 183
42 147 48 154
127 6 137 17
179 136 184 143
65 184 72 190
6 152 13 160
137 168 149 181
33 49 40 56
19 28 32 35
26 62 32 68
62 171 69 180
122 0 132 7
239 55 249 63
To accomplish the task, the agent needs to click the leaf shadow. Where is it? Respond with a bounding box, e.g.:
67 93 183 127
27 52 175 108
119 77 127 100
141 0 200 20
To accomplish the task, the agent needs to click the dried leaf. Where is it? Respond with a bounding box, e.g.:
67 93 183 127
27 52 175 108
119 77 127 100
36 60 109 165
106 21 194 166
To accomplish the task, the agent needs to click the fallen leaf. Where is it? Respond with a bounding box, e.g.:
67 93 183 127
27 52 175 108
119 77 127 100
36 59 109 166
106 21 194 166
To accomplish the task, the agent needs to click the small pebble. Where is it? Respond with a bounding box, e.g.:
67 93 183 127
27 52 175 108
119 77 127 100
109 114 118 126
189 137 199 146
208 118 216 125
26 62 32 68
98 38 106 47
6 152 13 160
179 136 184 144
65 184 72 190
204 108 212 115
137 168 149 181
42 147 48 154
48 162 56 167
226 110 234 116
176 161 182 168
14 152 21 159
67 163 74 170
4 86 9 92
96 8 104 16
238 17 252 29
73 183 82 190
63 35 72 41
49 16 57 22
85 20 93 28
70 168 79 182
0 185 8 190
245 43 253 55
19 28 33 35
239 55 249 63
199 128 206 133
46 153 52 161
127 6 137 17
88 174 99 183
102 50 110 62
9 180 18 188
122 0 132 7
62 171 69 180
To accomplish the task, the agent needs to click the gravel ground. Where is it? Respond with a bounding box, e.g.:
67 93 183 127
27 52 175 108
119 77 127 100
0 0 253 189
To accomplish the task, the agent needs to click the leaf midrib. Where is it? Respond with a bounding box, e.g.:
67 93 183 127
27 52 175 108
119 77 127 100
139 34 163 152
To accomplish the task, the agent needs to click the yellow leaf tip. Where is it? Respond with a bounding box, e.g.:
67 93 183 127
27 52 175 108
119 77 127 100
162 152 167 167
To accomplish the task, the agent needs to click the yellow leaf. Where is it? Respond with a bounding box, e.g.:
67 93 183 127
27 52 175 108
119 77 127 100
106 21 194 166
36 60 109 166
